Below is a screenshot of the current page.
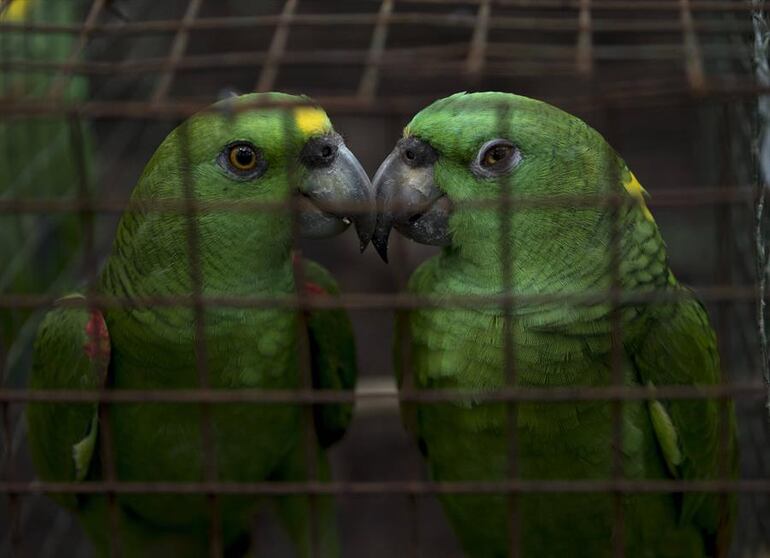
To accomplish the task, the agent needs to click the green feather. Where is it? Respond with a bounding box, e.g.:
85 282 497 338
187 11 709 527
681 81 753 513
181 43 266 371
392 92 738 557
27 93 356 557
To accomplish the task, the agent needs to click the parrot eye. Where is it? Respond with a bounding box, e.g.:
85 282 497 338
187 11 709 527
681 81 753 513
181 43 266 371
472 139 521 179
218 141 267 180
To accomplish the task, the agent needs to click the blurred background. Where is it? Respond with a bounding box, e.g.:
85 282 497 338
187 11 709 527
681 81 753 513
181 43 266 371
0 0 768 556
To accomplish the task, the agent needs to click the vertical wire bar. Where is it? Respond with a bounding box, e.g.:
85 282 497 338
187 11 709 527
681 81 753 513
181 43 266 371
385 119 423 558
714 103 734 558
69 111 122 558
495 101 518 558
608 165 625 558
255 0 298 93
1 401 21 557
178 122 223 558
407 493 421 558
397 303 420 558
283 106 320 558
71 112 119 558
151 0 203 105
46 0 107 100
357 0 393 100
466 0 491 76
576 0 593 75
0 11 21 536
680 0 706 92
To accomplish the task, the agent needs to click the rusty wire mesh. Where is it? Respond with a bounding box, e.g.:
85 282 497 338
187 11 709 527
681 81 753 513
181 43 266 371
0 0 769 556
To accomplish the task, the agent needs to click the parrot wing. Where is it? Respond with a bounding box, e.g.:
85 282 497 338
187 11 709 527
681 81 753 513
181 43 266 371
301 259 357 448
26 294 111 509
626 291 737 553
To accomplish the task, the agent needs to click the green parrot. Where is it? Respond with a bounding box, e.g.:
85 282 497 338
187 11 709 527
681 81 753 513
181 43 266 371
372 92 738 558
0 0 93 373
26 92 375 557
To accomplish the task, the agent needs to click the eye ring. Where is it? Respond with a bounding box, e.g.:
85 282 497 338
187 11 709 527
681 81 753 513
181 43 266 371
471 139 521 179
218 141 267 180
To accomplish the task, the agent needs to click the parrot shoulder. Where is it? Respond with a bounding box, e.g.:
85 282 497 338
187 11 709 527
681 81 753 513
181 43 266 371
26 294 111 508
626 290 737 552
300 258 357 448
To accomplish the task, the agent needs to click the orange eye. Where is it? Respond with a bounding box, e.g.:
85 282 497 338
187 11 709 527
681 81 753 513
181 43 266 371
228 144 258 171
481 144 513 168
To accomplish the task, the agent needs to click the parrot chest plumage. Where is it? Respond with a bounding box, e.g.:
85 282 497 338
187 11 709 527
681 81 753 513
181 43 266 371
100 271 304 527
403 261 704 558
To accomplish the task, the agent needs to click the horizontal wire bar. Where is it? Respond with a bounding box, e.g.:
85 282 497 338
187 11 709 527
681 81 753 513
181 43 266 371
0 286 759 311
1 53 581 77
0 383 765 404
389 0 759 11
0 13 754 37
1 478 768 496
0 80 766 119
0 43 755 78
0 188 757 214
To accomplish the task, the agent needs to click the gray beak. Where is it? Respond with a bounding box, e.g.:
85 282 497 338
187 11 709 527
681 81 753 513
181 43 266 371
372 137 452 262
298 133 376 252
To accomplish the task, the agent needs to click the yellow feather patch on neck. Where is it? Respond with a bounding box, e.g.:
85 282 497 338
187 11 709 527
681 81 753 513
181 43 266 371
624 172 654 222
1 0 32 22
293 107 331 137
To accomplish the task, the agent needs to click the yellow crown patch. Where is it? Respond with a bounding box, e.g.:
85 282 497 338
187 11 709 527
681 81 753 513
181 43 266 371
293 107 331 137
1 0 32 22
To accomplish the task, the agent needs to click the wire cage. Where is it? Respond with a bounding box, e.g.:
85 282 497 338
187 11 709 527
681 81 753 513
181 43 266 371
0 0 768 556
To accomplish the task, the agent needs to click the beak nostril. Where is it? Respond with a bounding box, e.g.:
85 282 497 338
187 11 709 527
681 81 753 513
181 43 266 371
301 134 340 168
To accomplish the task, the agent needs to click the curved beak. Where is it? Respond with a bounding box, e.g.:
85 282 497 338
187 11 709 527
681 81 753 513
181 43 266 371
298 134 376 252
372 137 452 262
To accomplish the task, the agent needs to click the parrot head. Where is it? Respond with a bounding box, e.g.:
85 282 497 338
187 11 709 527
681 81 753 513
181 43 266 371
371 92 626 272
134 92 375 253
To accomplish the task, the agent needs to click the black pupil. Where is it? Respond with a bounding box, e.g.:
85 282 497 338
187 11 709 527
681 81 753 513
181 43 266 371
405 149 415 160
488 146 508 163
235 146 254 166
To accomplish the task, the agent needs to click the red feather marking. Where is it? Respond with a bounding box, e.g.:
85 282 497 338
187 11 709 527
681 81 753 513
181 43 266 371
83 310 110 365
304 281 327 296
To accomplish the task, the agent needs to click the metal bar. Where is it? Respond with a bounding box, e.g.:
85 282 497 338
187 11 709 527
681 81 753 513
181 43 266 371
178 117 223 558
466 0 491 75
66 109 126 558
680 0 706 91
1 478 766 496
1 403 21 557
576 0 593 75
284 100 322 558
488 101 519 558
0 187 758 214
5 79 770 119
390 0 755 10
0 13 754 37
714 103 734 558
150 0 203 105
46 0 107 100
357 0 394 99
0 42 757 78
607 153 625 558
3 382 766 405
0 285 760 312
255 0 298 93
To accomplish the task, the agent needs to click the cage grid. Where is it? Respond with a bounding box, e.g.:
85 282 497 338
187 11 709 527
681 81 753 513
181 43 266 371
0 0 768 557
